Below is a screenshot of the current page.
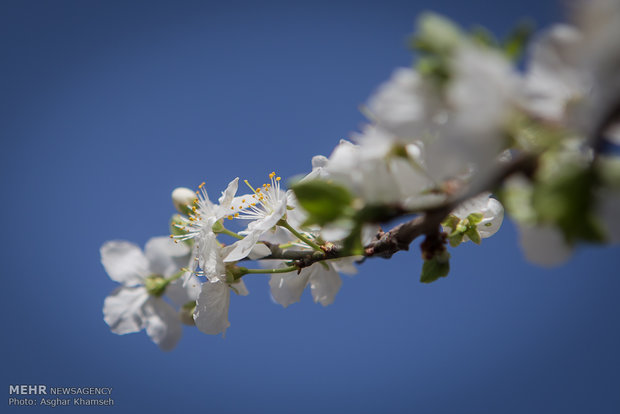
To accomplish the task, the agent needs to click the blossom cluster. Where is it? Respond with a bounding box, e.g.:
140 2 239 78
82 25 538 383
101 0 620 350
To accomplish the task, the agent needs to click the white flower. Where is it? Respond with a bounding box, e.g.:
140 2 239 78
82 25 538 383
224 172 288 262
517 224 573 267
366 67 443 139
269 258 357 308
326 128 434 205
101 237 200 351
173 178 238 282
524 24 586 123
444 193 504 241
426 45 522 182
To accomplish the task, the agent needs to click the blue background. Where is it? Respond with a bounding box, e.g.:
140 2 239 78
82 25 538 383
2 1 619 413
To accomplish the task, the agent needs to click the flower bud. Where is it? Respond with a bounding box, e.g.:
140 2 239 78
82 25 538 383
172 187 197 215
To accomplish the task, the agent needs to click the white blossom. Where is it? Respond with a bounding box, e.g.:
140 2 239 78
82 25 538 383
224 172 288 262
101 237 199 351
173 178 239 282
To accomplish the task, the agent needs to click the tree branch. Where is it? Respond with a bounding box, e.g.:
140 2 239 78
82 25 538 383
256 153 538 270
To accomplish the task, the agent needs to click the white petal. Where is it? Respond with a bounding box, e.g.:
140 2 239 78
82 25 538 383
453 193 492 218
223 230 262 262
478 198 504 238
103 286 149 335
194 281 231 335
269 271 311 308
308 263 342 306
165 275 201 306
229 279 249 296
100 240 149 286
196 231 225 280
248 243 271 260
331 257 359 275
518 225 573 267
144 236 189 277
217 177 239 213
143 297 183 351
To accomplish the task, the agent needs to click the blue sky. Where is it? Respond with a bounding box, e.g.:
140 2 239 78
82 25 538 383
2 1 619 413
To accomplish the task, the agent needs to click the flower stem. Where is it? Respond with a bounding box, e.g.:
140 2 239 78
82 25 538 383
167 269 187 283
278 219 322 251
219 227 244 240
244 265 298 275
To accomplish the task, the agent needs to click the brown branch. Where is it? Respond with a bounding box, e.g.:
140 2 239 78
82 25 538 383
257 153 537 270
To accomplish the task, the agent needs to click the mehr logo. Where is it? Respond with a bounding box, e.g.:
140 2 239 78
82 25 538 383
9 385 47 395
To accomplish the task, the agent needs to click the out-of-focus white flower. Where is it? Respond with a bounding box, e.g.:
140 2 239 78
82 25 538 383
101 237 200 351
517 224 573 267
426 45 522 182
366 67 443 139
524 24 586 123
573 0 620 130
326 127 434 205
269 258 358 307
224 172 288 262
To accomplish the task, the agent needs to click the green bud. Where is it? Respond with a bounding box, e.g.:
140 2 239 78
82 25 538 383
144 275 168 297
226 266 248 282
211 220 224 234
415 12 462 54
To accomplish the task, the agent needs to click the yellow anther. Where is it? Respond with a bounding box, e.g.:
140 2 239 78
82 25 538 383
276 177 281 181
227 215 233 220
169 235 173 238
234 213 239 217
231 206 234 210
269 172 276 178
242 199 245 203
199 182 205 189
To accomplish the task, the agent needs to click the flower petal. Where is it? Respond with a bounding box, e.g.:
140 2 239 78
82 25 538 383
100 241 149 286
103 286 149 335
144 236 189 277
216 177 239 213
143 297 183 351
308 264 342 306
194 281 231 335
478 198 504 238
166 274 202 306
269 269 311 308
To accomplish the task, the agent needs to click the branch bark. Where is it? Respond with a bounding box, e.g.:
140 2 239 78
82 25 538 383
257 153 538 270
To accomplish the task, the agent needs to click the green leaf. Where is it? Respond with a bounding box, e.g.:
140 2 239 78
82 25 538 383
470 26 498 48
291 180 353 225
420 251 450 283
465 226 482 245
532 165 605 244
466 212 484 225
441 214 460 231
503 20 534 61
342 223 364 256
448 232 464 247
